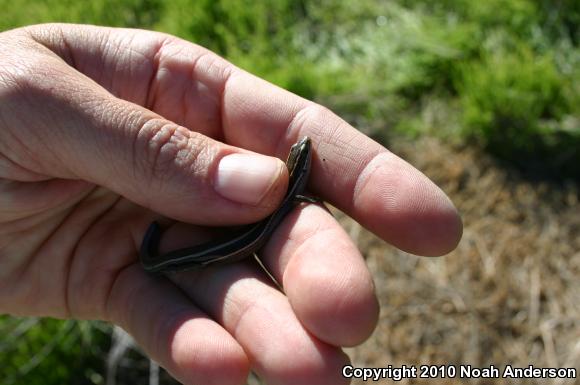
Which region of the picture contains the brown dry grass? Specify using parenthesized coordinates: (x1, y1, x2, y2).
(342, 136, 580, 384)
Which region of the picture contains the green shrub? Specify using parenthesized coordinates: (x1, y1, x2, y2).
(154, 0, 323, 97)
(0, 317, 110, 385)
(458, 49, 574, 142)
(0, 0, 163, 31)
(455, 43, 579, 175)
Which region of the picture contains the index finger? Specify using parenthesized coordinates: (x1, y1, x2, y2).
(30, 24, 462, 256)
(219, 71, 462, 256)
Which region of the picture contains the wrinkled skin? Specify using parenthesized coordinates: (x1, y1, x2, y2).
(0, 24, 462, 385)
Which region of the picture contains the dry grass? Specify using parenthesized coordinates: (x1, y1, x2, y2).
(342, 137, 580, 384)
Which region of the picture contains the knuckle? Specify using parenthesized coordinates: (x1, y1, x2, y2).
(133, 118, 210, 192)
(288, 103, 334, 137)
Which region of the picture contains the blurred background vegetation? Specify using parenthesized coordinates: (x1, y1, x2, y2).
(0, 0, 578, 384)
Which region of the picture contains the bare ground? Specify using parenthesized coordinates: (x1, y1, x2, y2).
(341, 136, 580, 384)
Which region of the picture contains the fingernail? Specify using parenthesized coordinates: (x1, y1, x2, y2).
(215, 153, 285, 205)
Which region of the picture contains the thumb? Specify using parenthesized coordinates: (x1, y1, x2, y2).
(98, 109, 289, 225)
(2, 52, 288, 225)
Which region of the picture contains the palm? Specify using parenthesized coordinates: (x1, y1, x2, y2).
(0, 35, 226, 316)
(0, 178, 134, 316)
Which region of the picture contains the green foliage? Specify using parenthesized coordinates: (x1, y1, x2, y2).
(0, 0, 163, 30)
(455, 46, 579, 174)
(293, 0, 579, 176)
(458, 48, 571, 141)
(154, 0, 333, 99)
(0, 316, 110, 385)
(156, 0, 300, 55)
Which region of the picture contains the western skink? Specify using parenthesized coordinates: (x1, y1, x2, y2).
(139, 136, 315, 273)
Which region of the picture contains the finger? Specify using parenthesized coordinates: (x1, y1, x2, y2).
(21, 24, 233, 138)
(1, 30, 287, 226)
(152, 207, 378, 348)
(262, 204, 380, 347)
(105, 265, 250, 385)
(221, 74, 463, 256)
(171, 264, 351, 385)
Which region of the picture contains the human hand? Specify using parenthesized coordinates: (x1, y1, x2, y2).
(0, 24, 462, 384)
